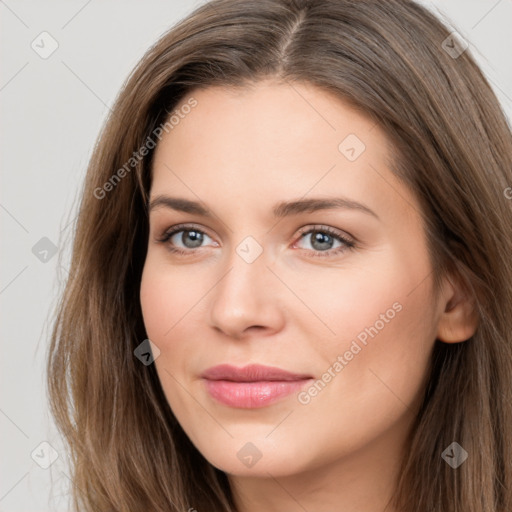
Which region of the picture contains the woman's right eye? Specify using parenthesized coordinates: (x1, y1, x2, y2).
(157, 224, 216, 255)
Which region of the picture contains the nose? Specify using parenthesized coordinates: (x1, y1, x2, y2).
(208, 243, 285, 340)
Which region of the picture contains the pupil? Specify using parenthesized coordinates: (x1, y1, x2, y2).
(312, 231, 333, 251)
(183, 230, 203, 248)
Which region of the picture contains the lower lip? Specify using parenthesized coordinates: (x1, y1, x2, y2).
(203, 379, 313, 408)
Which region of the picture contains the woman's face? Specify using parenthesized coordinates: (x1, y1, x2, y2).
(140, 80, 446, 478)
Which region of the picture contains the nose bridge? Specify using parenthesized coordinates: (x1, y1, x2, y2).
(216, 237, 268, 311)
(208, 235, 282, 336)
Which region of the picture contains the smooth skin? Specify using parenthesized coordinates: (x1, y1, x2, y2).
(140, 79, 477, 512)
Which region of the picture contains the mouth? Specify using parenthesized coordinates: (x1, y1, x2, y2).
(200, 364, 314, 409)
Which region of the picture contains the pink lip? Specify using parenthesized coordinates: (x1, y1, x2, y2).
(201, 364, 313, 408)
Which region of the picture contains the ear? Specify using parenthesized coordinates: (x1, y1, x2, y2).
(436, 274, 479, 343)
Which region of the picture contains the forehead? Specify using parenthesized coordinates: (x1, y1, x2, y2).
(164, 80, 381, 160)
(150, 80, 415, 225)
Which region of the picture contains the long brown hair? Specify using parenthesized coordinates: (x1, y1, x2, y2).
(46, 0, 512, 510)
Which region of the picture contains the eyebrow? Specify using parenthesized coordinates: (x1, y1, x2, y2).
(148, 195, 379, 219)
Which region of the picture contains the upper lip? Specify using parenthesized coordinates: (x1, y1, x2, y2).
(201, 364, 313, 382)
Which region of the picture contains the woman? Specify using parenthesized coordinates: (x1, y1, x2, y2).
(47, 0, 512, 510)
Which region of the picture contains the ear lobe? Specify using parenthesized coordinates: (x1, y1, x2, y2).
(436, 276, 479, 344)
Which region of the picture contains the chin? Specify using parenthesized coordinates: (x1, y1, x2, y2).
(194, 437, 315, 478)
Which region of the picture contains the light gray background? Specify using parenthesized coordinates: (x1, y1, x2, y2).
(1, 1, 511, 510)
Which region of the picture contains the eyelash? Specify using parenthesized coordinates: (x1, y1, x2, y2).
(155, 223, 356, 258)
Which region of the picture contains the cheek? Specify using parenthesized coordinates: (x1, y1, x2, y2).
(289, 277, 437, 464)
(292, 244, 437, 407)
(299, 263, 437, 429)
(140, 270, 170, 341)
(336, 292, 435, 393)
(283, 246, 435, 359)
(139, 258, 204, 413)
(140, 257, 203, 340)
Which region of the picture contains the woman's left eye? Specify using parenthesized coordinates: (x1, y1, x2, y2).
(293, 225, 355, 257)
(156, 224, 356, 257)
